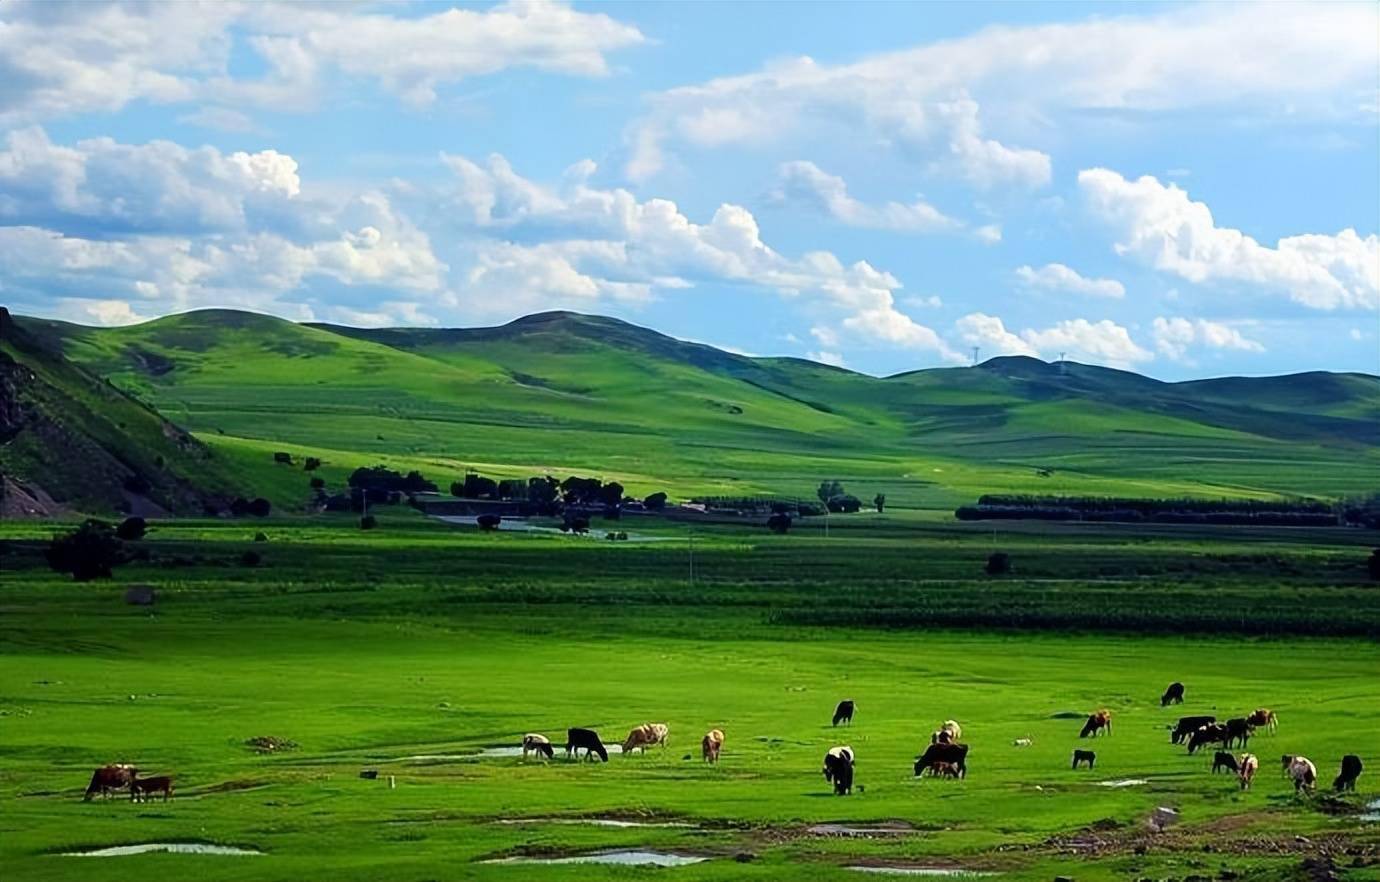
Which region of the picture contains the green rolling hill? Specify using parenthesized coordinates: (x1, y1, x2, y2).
(11, 308, 1379, 512)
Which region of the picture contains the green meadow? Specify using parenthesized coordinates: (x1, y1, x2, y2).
(2, 513, 1378, 881)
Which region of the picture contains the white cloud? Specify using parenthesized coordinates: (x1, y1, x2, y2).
(0, 1, 646, 122)
(769, 161, 959, 232)
(178, 106, 262, 134)
(623, 4, 1377, 184)
(954, 312, 1153, 369)
(807, 350, 847, 368)
(1079, 168, 1380, 310)
(53, 298, 150, 327)
(1151, 316, 1264, 362)
(974, 224, 1002, 244)
(1015, 263, 1125, 299)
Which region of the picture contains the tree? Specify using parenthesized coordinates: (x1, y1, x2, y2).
(873, 493, 886, 513)
(767, 513, 792, 534)
(826, 494, 862, 514)
(528, 476, 561, 515)
(643, 492, 668, 511)
(986, 552, 1011, 575)
(115, 516, 147, 541)
(817, 480, 845, 504)
(497, 479, 527, 500)
(462, 473, 498, 499)
(247, 497, 272, 517)
(46, 520, 129, 581)
(561, 476, 603, 506)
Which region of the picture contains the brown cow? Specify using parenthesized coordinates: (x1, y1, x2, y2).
(84, 764, 137, 800)
(1079, 709, 1112, 738)
(1238, 753, 1258, 790)
(1247, 708, 1278, 734)
(130, 776, 173, 803)
(701, 729, 724, 764)
(622, 723, 669, 754)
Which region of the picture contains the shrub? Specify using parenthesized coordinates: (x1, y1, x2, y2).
(115, 516, 147, 541)
(826, 494, 862, 514)
(303, 457, 322, 471)
(254, 532, 269, 542)
(273, 451, 293, 465)
(247, 497, 272, 517)
(643, 492, 668, 511)
(767, 513, 792, 534)
(497, 479, 528, 500)
(359, 515, 377, 530)
(874, 493, 886, 513)
(240, 550, 262, 567)
(46, 520, 128, 581)
(817, 480, 845, 504)
(309, 476, 325, 490)
(986, 552, 1011, 575)
(476, 514, 501, 531)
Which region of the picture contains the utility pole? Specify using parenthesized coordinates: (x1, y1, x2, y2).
(971, 346, 980, 365)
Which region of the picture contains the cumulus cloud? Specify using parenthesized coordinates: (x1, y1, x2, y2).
(0, 1, 645, 122)
(769, 161, 960, 232)
(1079, 168, 1380, 310)
(954, 312, 1153, 368)
(974, 224, 1002, 245)
(1015, 263, 1125, 299)
(623, 4, 1377, 184)
(1151, 316, 1264, 362)
(808, 350, 847, 368)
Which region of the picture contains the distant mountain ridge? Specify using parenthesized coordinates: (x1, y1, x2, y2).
(12, 308, 1379, 508)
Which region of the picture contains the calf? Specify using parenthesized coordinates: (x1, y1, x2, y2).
(622, 723, 669, 754)
(927, 761, 960, 779)
(822, 746, 855, 795)
(1289, 756, 1317, 793)
(1161, 681, 1185, 706)
(701, 729, 724, 764)
(1212, 751, 1239, 774)
(1333, 755, 1363, 792)
(522, 733, 554, 761)
(1071, 749, 1096, 770)
(565, 727, 609, 762)
(1171, 715, 1216, 745)
(130, 776, 173, 803)
(914, 742, 969, 778)
(1238, 753, 1258, 790)
(1187, 723, 1229, 755)
(1079, 709, 1112, 738)
(832, 700, 855, 727)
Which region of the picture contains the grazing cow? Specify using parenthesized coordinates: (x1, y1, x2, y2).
(1161, 682, 1185, 706)
(1188, 723, 1230, 755)
(1224, 717, 1253, 749)
(914, 742, 969, 778)
(701, 729, 724, 764)
(130, 776, 173, 803)
(83, 764, 137, 801)
(1247, 708, 1278, 734)
(1280, 754, 1297, 776)
(1333, 755, 1363, 792)
(822, 746, 855, 795)
(1071, 749, 1096, 770)
(1079, 709, 1112, 738)
(1212, 751, 1240, 774)
(927, 761, 961, 779)
(521, 733, 554, 761)
(622, 723, 670, 754)
(1238, 753, 1258, 790)
(565, 727, 609, 762)
(1288, 756, 1317, 793)
(1171, 715, 1216, 745)
(832, 700, 855, 727)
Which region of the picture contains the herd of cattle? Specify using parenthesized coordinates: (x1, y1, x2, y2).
(81, 683, 1365, 804)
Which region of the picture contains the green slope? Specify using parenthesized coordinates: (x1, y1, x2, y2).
(16, 309, 1380, 508)
(0, 308, 239, 516)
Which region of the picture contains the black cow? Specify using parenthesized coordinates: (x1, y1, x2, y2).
(1334, 755, 1364, 792)
(914, 742, 969, 778)
(1161, 681, 1185, 706)
(1224, 717, 1253, 748)
(1187, 723, 1229, 754)
(822, 746, 855, 795)
(832, 700, 855, 727)
(1071, 749, 1096, 769)
(1171, 715, 1217, 744)
(1212, 751, 1239, 774)
(565, 727, 608, 762)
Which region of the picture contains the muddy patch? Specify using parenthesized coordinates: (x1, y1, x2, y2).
(482, 850, 708, 867)
(64, 842, 262, 857)
(847, 864, 994, 877)
(1360, 798, 1380, 822)
(808, 821, 917, 838)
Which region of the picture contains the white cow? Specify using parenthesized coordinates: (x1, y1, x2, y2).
(1288, 756, 1317, 793)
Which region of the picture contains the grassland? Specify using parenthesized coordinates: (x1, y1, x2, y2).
(2, 512, 1378, 882)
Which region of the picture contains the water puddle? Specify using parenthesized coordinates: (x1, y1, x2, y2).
(395, 743, 625, 762)
(808, 822, 915, 837)
(64, 843, 262, 857)
(848, 872, 991, 879)
(483, 850, 708, 867)
(495, 817, 697, 829)
(1361, 798, 1380, 822)
(1097, 779, 1148, 788)
(432, 517, 670, 542)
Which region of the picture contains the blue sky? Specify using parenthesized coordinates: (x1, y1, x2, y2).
(1, 1, 1377, 379)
